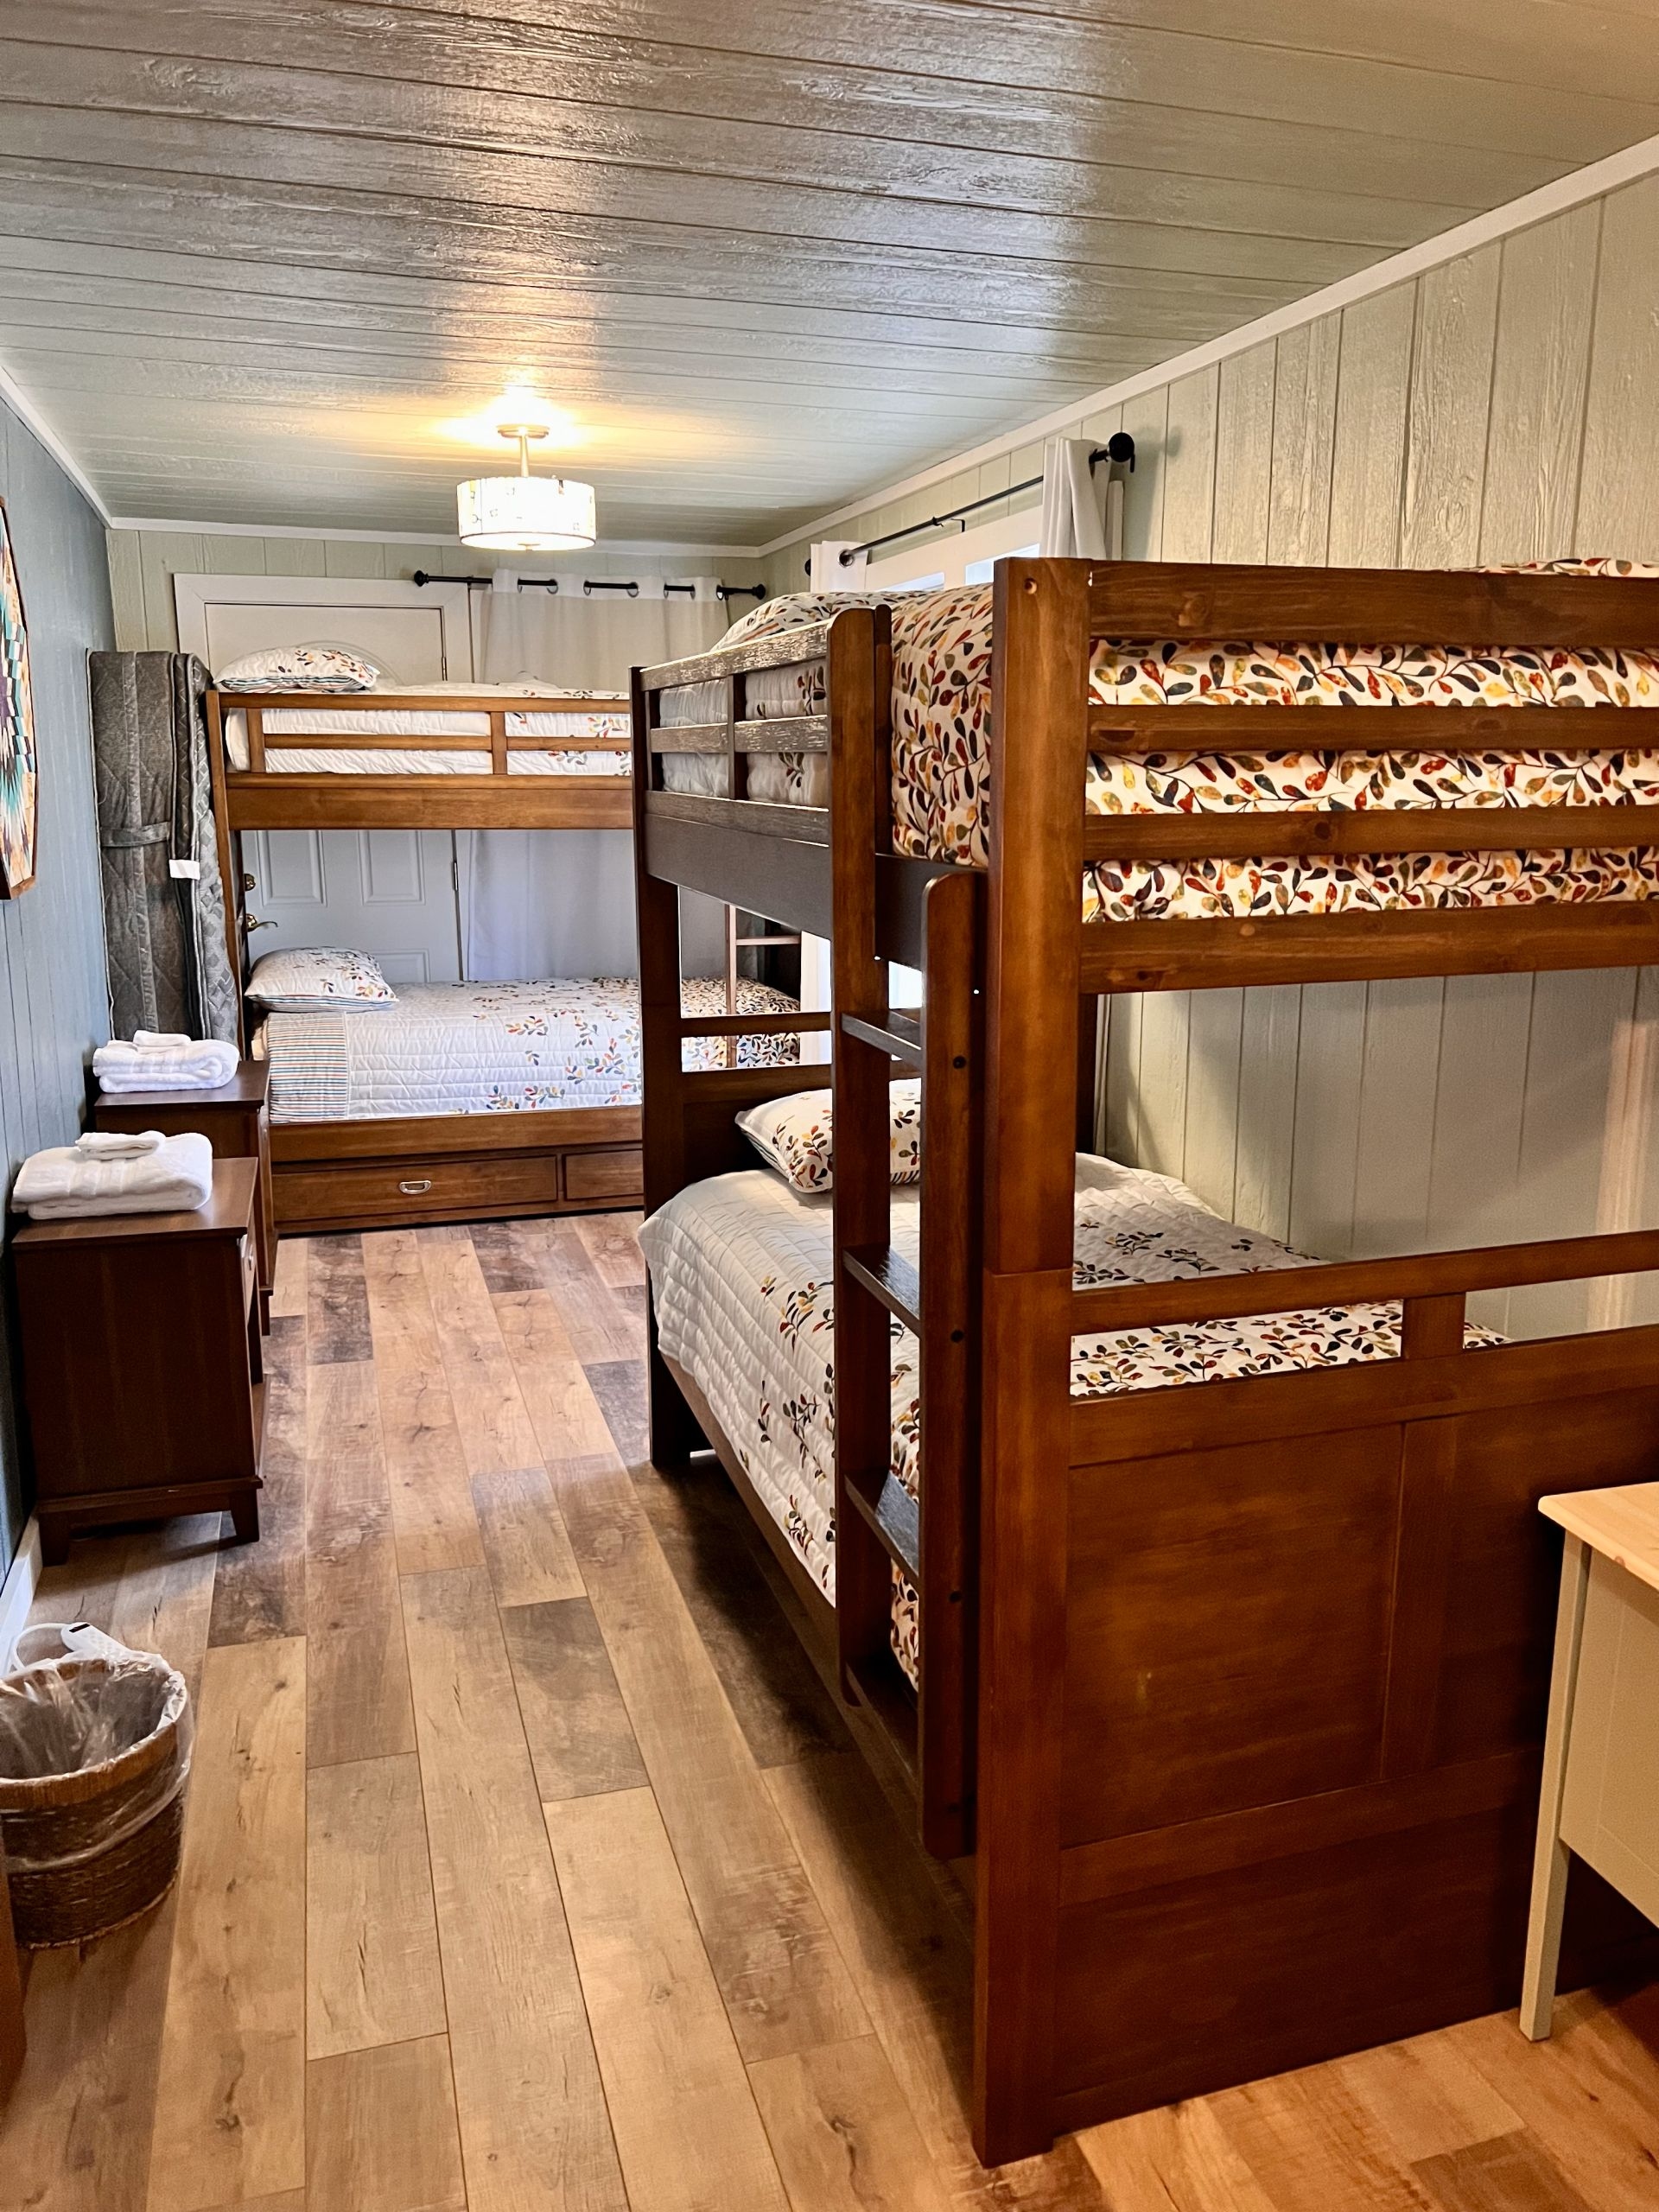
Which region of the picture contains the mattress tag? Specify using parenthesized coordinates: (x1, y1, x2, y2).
(168, 859, 201, 880)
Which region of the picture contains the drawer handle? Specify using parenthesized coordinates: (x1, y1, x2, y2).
(398, 1179, 433, 1195)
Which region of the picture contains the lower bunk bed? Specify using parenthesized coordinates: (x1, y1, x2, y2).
(639, 1061, 1659, 2164)
(640, 1135, 1510, 1689)
(255, 975, 799, 1235)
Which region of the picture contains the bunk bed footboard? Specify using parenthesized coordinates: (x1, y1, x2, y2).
(1046, 1328, 1659, 2133)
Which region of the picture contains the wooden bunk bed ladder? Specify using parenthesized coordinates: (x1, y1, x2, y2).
(829, 607, 907, 1737)
(828, 607, 986, 1859)
(912, 867, 984, 1858)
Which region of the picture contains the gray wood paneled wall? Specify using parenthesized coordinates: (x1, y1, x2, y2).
(1097, 174, 1659, 1340)
(0, 399, 114, 1568)
(767, 170, 1659, 1338)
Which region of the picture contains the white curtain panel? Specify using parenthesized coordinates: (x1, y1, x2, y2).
(475, 572, 727, 690)
(808, 541, 869, 592)
(463, 577, 730, 981)
(461, 828, 641, 981)
(1039, 437, 1110, 560)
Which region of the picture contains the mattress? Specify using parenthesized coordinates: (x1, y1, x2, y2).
(638, 1154, 1499, 1687)
(222, 684, 630, 778)
(658, 664, 824, 808)
(655, 558, 1659, 917)
(256, 976, 798, 1122)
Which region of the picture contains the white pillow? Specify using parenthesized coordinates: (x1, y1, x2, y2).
(246, 946, 397, 1011)
(736, 1081, 919, 1194)
(216, 645, 378, 692)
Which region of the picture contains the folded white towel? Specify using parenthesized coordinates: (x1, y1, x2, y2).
(75, 1129, 166, 1159)
(14, 1131, 214, 1218)
(133, 1031, 192, 1049)
(93, 1037, 238, 1093)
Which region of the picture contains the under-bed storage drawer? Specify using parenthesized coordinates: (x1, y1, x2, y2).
(276, 1149, 565, 1228)
(564, 1146, 645, 1201)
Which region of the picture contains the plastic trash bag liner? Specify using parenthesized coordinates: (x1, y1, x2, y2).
(0, 1623, 192, 1871)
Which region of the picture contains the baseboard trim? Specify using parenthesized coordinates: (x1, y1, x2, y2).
(0, 1518, 42, 1669)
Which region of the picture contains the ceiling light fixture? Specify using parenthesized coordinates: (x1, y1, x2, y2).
(456, 413, 596, 551)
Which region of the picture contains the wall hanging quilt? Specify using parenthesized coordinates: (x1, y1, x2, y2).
(0, 499, 38, 896)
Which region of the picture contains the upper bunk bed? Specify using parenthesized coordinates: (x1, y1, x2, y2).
(636, 554, 1659, 990)
(206, 680, 634, 831)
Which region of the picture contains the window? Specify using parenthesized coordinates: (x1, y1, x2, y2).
(964, 542, 1039, 585)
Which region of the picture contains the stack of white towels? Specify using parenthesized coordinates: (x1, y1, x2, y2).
(92, 1031, 238, 1094)
(14, 1129, 215, 1221)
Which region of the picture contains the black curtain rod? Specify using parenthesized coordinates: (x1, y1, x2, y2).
(412, 570, 765, 602)
(819, 432, 1136, 573)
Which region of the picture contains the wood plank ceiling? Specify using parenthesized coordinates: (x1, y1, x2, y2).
(1, 0, 1656, 544)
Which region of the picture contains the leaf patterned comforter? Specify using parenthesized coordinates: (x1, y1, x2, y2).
(656, 557, 1659, 918)
(638, 1155, 1498, 1688)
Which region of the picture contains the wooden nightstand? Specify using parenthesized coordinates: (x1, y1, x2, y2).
(13, 1158, 264, 1565)
(94, 1062, 274, 1330)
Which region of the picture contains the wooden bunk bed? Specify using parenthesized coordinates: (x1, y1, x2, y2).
(632, 562, 1659, 2167)
(206, 682, 795, 1233)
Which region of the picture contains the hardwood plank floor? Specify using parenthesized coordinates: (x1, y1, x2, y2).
(361, 1229, 485, 1577)
(546, 1784, 791, 2212)
(209, 1314, 308, 1646)
(305, 2035, 466, 2212)
(145, 1636, 308, 2212)
(9, 1214, 1657, 2212)
(305, 1753, 446, 2060)
(401, 1562, 627, 2212)
(302, 1358, 414, 1768)
(468, 1461, 584, 1609)
(499, 1595, 648, 1802)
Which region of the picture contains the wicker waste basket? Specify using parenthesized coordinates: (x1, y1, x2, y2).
(0, 1623, 192, 1948)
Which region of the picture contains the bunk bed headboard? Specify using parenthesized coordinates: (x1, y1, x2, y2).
(629, 656, 832, 1212)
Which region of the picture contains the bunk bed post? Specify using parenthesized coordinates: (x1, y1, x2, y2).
(973, 557, 1092, 2165)
(828, 607, 896, 1700)
(632, 664, 706, 1466)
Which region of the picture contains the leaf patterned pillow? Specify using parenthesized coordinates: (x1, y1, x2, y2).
(246, 945, 397, 1010)
(216, 645, 378, 692)
(736, 1081, 920, 1192)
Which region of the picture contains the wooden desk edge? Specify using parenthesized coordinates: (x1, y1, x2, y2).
(1540, 1483, 1659, 1599)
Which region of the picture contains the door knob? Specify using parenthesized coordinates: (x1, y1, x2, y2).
(244, 912, 276, 932)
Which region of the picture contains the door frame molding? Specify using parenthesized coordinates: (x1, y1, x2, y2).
(172, 574, 476, 679)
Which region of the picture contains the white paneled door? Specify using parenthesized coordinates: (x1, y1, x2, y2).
(244, 829, 463, 983)
(172, 574, 473, 685)
(176, 575, 474, 982)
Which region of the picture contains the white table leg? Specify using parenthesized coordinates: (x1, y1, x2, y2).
(1520, 1533, 1590, 2039)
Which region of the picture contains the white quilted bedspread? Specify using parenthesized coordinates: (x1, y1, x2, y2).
(259, 977, 797, 1121)
(639, 1154, 1500, 1680)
